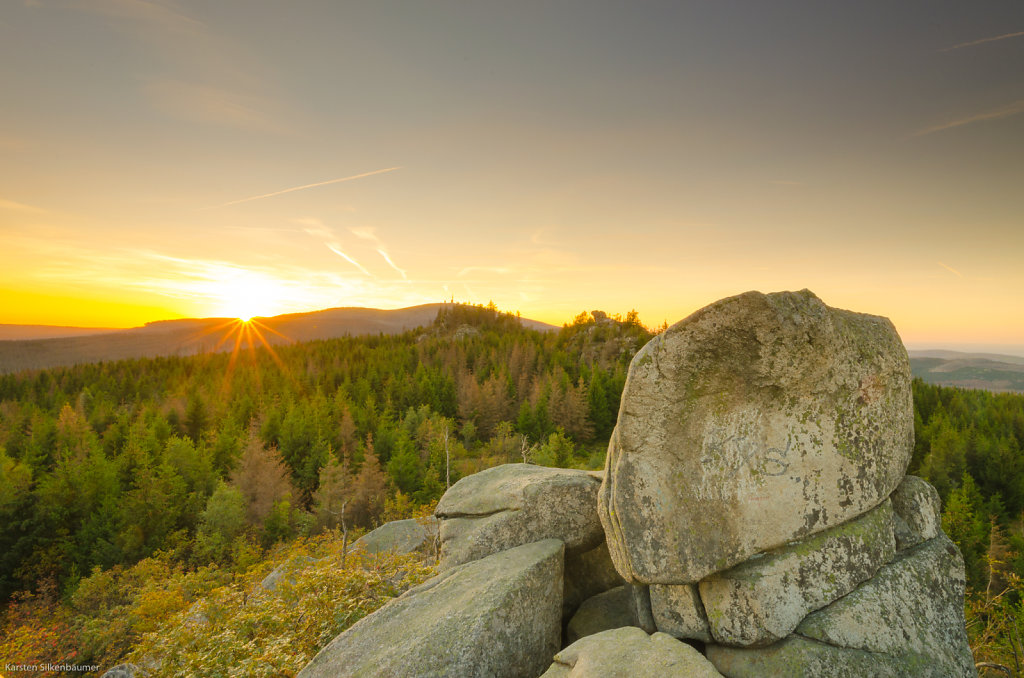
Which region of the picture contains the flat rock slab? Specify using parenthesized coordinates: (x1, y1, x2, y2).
(541, 627, 725, 678)
(707, 534, 976, 677)
(354, 517, 437, 555)
(600, 290, 912, 584)
(436, 463, 604, 570)
(699, 499, 895, 646)
(890, 475, 941, 551)
(298, 539, 564, 678)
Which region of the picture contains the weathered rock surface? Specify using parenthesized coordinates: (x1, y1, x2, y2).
(563, 541, 626, 620)
(541, 627, 726, 678)
(698, 499, 896, 646)
(599, 289, 913, 584)
(707, 534, 976, 677)
(650, 582, 712, 642)
(566, 585, 638, 644)
(354, 516, 438, 555)
(298, 539, 564, 678)
(436, 463, 604, 570)
(890, 475, 941, 551)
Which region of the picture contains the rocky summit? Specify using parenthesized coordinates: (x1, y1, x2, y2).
(297, 290, 976, 678)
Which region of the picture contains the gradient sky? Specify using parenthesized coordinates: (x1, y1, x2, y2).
(1, 1, 1022, 351)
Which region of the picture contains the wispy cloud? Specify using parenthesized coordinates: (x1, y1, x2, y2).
(457, 266, 513, 277)
(914, 100, 1024, 136)
(937, 261, 964, 278)
(15, 235, 428, 315)
(70, 0, 206, 35)
(145, 80, 285, 133)
(206, 167, 401, 209)
(376, 249, 407, 280)
(0, 198, 47, 214)
(294, 217, 373, 277)
(68, 0, 293, 131)
(349, 226, 409, 280)
(328, 245, 372, 277)
(941, 30, 1024, 52)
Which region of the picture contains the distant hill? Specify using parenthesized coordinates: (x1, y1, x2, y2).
(0, 304, 557, 374)
(908, 349, 1024, 393)
(0, 324, 121, 340)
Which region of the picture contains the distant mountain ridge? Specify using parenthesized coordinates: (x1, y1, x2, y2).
(0, 304, 557, 374)
(908, 349, 1024, 393)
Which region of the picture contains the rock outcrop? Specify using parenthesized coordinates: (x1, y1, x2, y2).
(298, 290, 975, 678)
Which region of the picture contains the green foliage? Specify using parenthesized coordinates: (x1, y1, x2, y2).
(126, 532, 435, 677)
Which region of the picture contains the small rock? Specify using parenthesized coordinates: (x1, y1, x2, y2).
(540, 627, 725, 677)
(100, 665, 147, 678)
(563, 541, 626, 620)
(566, 586, 638, 644)
(254, 555, 315, 596)
(650, 582, 712, 643)
(890, 475, 941, 550)
(354, 517, 438, 555)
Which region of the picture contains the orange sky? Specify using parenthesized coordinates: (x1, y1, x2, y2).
(1, 2, 1022, 352)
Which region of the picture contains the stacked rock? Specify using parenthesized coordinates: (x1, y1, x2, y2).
(297, 290, 976, 678)
(598, 289, 976, 676)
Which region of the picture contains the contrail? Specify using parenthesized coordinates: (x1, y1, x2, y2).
(941, 30, 1024, 52)
(328, 244, 372, 277)
(205, 166, 401, 209)
(915, 100, 1024, 136)
(937, 261, 963, 278)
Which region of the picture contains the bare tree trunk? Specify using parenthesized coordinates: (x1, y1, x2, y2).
(340, 498, 350, 569)
(443, 422, 451, 490)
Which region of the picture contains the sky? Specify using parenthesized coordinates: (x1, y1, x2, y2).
(0, 1, 1022, 353)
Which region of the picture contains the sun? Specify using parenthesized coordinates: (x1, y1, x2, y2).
(212, 273, 285, 321)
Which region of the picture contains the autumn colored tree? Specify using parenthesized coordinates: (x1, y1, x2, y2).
(230, 430, 297, 527)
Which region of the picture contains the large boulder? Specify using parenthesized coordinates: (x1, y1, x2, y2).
(540, 627, 726, 678)
(599, 289, 913, 584)
(436, 463, 604, 570)
(698, 499, 896, 646)
(706, 534, 976, 677)
(354, 517, 438, 555)
(298, 539, 564, 678)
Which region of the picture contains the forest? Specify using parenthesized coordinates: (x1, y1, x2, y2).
(1, 303, 1023, 675)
